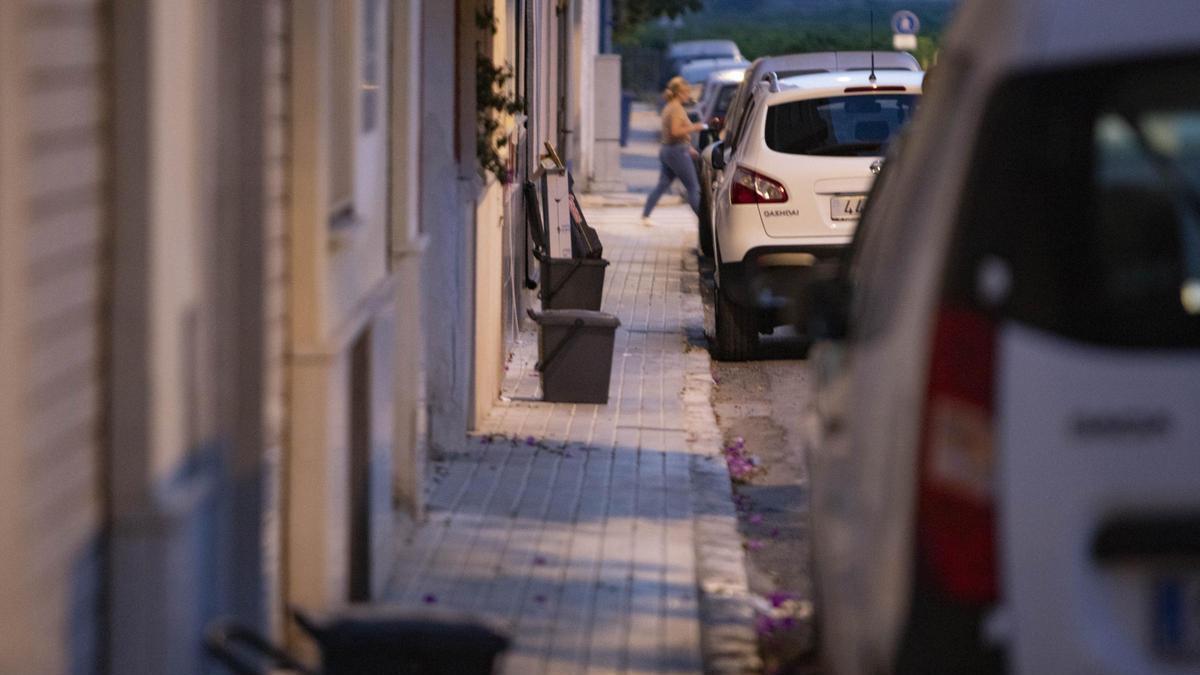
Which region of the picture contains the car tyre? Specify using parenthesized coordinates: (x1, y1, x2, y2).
(698, 187, 714, 258)
(713, 288, 758, 361)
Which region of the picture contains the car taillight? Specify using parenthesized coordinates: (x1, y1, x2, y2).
(730, 166, 788, 205)
(916, 305, 998, 605)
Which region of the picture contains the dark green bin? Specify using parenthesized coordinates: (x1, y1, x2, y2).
(530, 309, 621, 404)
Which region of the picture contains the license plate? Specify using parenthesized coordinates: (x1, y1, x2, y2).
(831, 195, 866, 221)
(1153, 576, 1200, 660)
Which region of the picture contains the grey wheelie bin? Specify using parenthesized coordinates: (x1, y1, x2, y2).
(529, 309, 621, 404)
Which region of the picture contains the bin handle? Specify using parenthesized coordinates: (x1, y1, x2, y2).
(535, 318, 586, 373)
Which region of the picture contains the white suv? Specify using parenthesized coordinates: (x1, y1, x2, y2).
(708, 70, 922, 359)
(803, 1, 1200, 673)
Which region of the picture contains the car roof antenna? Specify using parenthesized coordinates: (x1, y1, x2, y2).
(869, 10, 878, 84)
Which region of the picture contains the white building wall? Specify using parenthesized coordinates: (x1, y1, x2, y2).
(470, 0, 605, 426)
(286, 0, 398, 634)
(420, 0, 475, 452)
(473, 180, 508, 425)
(472, 0, 526, 428)
(0, 1, 110, 671)
(390, 0, 428, 519)
(576, 0, 599, 186)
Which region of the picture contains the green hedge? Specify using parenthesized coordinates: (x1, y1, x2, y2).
(618, 0, 957, 93)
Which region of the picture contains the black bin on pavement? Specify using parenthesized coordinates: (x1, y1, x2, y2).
(530, 309, 621, 404)
(294, 608, 508, 675)
(204, 607, 509, 675)
(525, 179, 608, 311)
(539, 255, 609, 310)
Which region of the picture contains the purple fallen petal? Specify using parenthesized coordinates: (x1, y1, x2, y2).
(422, 594, 437, 604)
(525, 436, 537, 446)
(749, 514, 764, 524)
(533, 594, 547, 604)
(754, 614, 777, 636)
(533, 556, 547, 566)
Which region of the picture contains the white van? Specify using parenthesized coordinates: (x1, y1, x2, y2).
(803, 1, 1200, 673)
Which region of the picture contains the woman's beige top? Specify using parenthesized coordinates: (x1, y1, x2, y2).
(661, 99, 692, 145)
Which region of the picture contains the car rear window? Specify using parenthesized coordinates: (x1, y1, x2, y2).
(764, 94, 919, 156)
(944, 57, 1200, 348)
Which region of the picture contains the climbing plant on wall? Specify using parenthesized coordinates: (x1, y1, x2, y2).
(476, 7, 525, 183)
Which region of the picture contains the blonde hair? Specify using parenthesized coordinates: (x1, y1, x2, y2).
(663, 76, 690, 102)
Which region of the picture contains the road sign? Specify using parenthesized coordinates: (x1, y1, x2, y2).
(893, 34, 918, 51)
(892, 10, 921, 36)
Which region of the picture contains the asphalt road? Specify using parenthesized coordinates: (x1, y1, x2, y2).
(702, 283, 820, 674)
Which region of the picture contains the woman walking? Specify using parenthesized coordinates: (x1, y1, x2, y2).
(641, 76, 706, 227)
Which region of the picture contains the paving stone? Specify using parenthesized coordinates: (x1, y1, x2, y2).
(384, 204, 758, 674)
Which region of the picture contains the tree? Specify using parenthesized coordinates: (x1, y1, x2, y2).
(613, 0, 704, 41)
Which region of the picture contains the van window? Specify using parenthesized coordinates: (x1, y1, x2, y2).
(765, 95, 919, 156)
(945, 58, 1200, 348)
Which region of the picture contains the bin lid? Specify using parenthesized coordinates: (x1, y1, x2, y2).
(528, 308, 621, 328)
(293, 606, 509, 657)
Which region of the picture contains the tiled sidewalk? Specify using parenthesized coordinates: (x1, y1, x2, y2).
(385, 205, 756, 674)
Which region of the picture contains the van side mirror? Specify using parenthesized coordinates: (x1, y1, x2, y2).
(710, 142, 727, 171)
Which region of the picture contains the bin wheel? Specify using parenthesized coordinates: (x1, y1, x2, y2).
(712, 288, 758, 361)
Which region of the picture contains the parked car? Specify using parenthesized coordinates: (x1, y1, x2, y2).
(698, 51, 921, 259)
(706, 69, 922, 360)
(802, 2, 1200, 673)
(693, 67, 745, 151)
(665, 39, 743, 84)
(679, 58, 750, 104)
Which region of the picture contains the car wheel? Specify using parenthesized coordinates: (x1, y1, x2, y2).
(698, 188, 714, 258)
(713, 288, 758, 361)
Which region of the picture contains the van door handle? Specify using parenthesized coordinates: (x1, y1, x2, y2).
(1092, 515, 1200, 563)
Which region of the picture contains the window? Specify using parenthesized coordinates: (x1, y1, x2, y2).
(765, 94, 919, 156)
(328, 0, 384, 230)
(945, 57, 1200, 348)
(1093, 110, 1200, 322)
(361, 0, 382, 133)
(329, 0, 356, 223)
